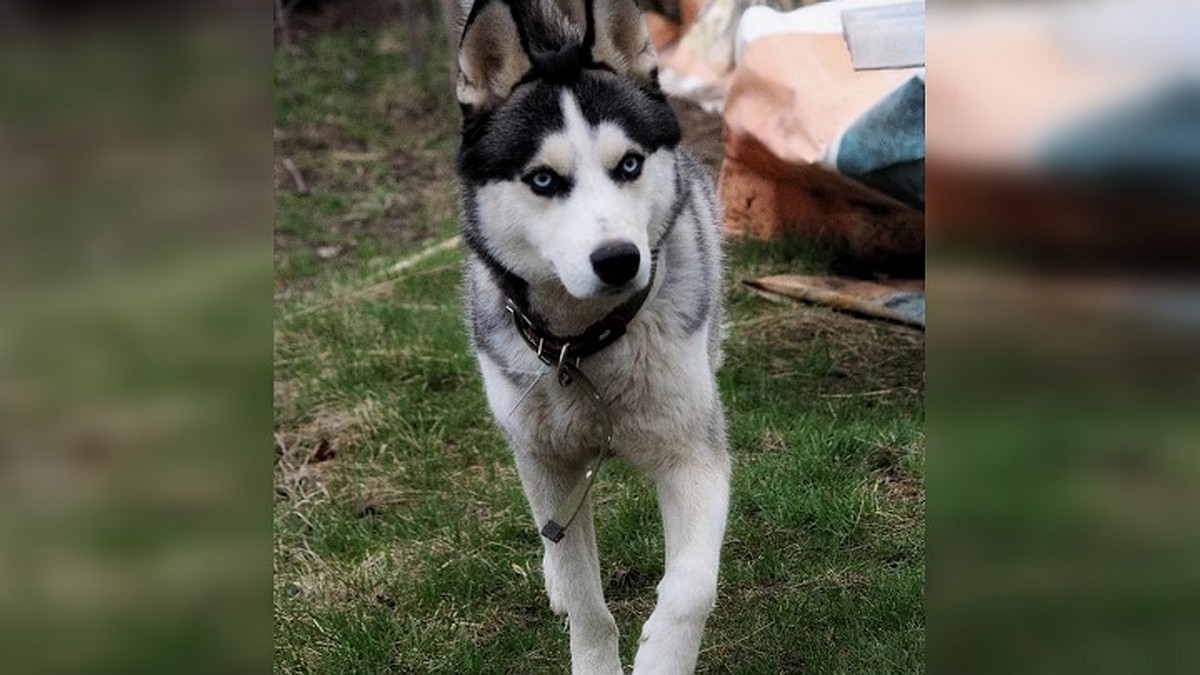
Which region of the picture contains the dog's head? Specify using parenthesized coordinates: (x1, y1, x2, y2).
(455, 0, 680, 299)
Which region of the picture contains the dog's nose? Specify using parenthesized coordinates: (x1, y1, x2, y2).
(590, 242, 641, 286)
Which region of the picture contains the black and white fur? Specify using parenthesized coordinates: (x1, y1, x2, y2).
(455, 1, 730, 672)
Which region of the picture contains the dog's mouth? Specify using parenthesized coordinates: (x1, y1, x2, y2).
(598, 281, 638, 297)
(573, 274, 652, 300)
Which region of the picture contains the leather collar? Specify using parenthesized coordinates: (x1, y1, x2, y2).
(506, 251, 659, 367)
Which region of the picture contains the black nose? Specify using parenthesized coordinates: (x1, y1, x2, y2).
(590, 242, 641, 286)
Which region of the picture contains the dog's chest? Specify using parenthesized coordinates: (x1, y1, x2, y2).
(493, 319, 715, 467)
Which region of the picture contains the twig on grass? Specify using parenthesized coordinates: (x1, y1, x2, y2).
(274, 0, 291, 48)
(819, 387, 918, 399)
(699, 621, 772, 658)
(281, 262, 459, 321)
(281, 157, 309, 194)
(385, 235, 461, 275)
(279, 236, 462, 320)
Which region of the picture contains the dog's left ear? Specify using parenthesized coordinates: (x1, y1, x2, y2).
(584, 0, 658, 86)
(457, 0, 533, 111)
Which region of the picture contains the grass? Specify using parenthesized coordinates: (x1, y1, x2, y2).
(274, 13, 924, 674)
(274, 16, 459, 294)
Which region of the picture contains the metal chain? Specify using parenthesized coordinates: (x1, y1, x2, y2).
(539, 359, 613, 543)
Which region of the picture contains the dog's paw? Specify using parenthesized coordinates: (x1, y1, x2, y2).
(632, 612, 699, 675)
(570, 617, 622, 675)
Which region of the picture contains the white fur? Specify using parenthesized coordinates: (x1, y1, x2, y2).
(475, 91, 675, 301)
(465, 89, 731, 674)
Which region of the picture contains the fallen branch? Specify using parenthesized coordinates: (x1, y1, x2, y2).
(743, 276, 924, 330)
(281, 238, 463, 321)
(819, 387, 918, 399)
(282, 262, 459, 321)
(281, 157, 309, 194)
(385, 235, 461, 274)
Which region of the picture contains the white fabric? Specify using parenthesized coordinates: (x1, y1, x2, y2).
(735, 0, 925, 62)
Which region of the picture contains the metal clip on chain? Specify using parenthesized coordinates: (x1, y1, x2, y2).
(539, 357, 613, 543)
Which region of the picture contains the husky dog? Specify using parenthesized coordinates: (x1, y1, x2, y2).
(455, 1, 730, 672)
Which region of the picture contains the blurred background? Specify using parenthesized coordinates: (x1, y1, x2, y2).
(925, 2, 1200, 672)
(0, 2, 272, 673)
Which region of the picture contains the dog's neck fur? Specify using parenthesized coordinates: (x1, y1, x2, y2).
(464, 230, 662, 342)
(517, 267, 660, 339)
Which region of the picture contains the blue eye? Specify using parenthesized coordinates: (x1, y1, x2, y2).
(524, 168, 565, 196)
(615, 153, 643, 181)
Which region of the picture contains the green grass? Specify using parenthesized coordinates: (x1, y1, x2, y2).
(274, 16, 924, 675)
(274, 19, 459, 291)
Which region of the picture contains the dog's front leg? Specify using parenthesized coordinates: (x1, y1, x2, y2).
(632, 448, 731, 674)
(515, 453, 622, 675)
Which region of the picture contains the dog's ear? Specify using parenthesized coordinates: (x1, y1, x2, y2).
(584, 0, 657, 86)
(457, 0, 533, 111)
